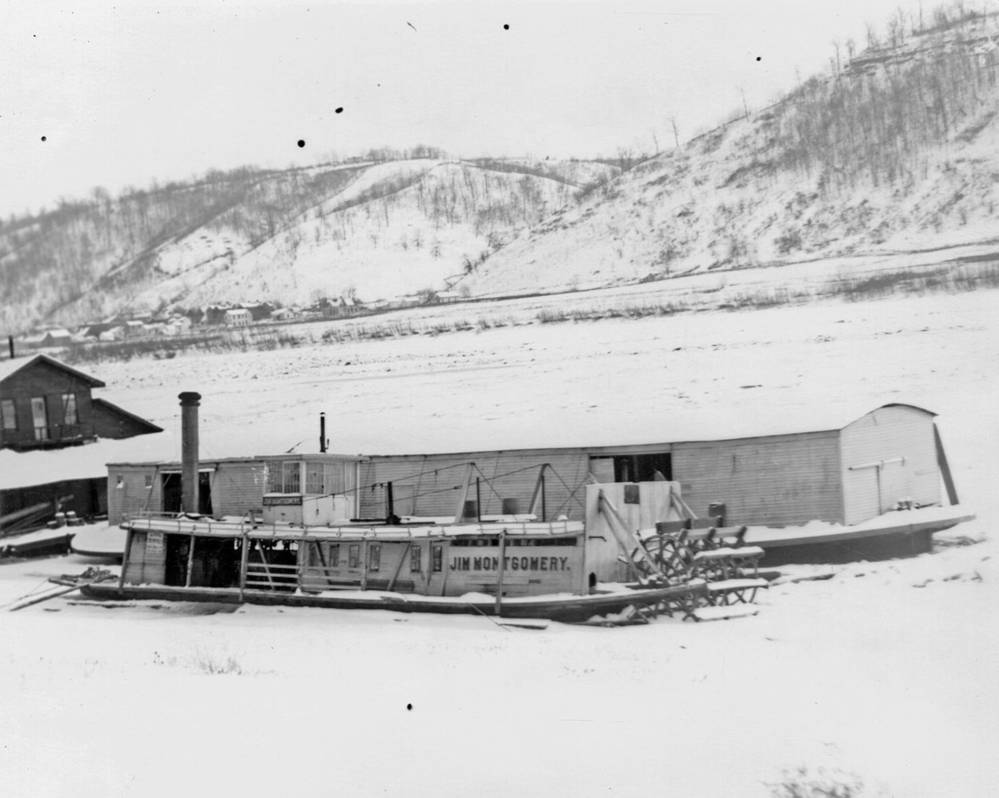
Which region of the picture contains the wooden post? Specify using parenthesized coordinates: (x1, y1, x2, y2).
(934, 424, 960, 505)
(361, 539, 369, 590)
(475, 478, 482, 522)
(238, 530, 250, 600)
(184, 529, 196, 587)
(118, 527, 134, 589)
(495, 531, 506, 615)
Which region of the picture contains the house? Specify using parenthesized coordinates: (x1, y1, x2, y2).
(106, 403, 953, 529)
(99, 326, 126, 342)
(0, 354, 162, 451)
(224, 308, 253, 327)
(40, 329, 73, 347)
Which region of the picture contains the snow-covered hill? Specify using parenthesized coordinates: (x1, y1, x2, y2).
(461, 10, 999, 297)
(0, 157, 618, 330)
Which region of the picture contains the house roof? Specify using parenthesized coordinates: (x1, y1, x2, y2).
(0, 354, 106, 388)
(91, 398, 164, 433)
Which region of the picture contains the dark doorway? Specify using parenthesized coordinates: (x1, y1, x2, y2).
(161, 472, 213, 515)
(613, 453, 672, 482)
(164, 533, 190, 586)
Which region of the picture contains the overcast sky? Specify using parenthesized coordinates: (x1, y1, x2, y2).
(1, 0, 936, 217)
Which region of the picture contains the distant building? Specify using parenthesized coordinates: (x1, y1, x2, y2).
(40, 329, 73, 347)
(0, 354, 162, 451)
(99, 326, 126, 342)
(224, 308, 253, 327)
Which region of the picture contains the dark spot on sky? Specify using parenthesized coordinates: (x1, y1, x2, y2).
(297, 139, 305, 148)
(756, 56, 762, 62)
(335, 107, 343, 114)
(40, 135, 47, 142)
(503, 24, 510, 30)
(406, 703, 413, 711)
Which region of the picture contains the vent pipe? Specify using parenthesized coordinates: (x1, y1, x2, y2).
(319, 412, 327, 453)
(7, 336, 13, 359)
(178, 392, 201, 514)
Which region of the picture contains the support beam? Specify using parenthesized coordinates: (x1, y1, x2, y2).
(934, 424, 960, 505)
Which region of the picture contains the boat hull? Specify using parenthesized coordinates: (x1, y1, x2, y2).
(80, 581, 705, 623)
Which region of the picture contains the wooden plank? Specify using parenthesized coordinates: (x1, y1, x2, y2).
(118, 528, 133, 589)
(496, 532, 506, 615)
(387, 541, 411, 591)
(934, 424, 959, 505)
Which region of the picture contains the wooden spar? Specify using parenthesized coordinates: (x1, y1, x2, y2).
(453, 464, 475, 523)
(528, 464, 549, 521)
(387, 540, 412, 591)
(475, 478, 482, 522)
(118, 527, 134, 589)
(256, 542, 275, 589)
(238, 527, 250, 601)
(598, 491, 660, 580)
(0, 502, 52, 534)
(312, 539, 333, 587)
(934, 424, 960, 505)
(495, 531, 506, 615)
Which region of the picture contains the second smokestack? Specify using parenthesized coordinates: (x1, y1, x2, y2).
(179, 392, 201, 514)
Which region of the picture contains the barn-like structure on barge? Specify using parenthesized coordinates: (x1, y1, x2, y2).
(107, 403, 954, 529)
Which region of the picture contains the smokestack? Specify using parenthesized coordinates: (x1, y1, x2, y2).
(319, 412, 327, 453)
(7, 336, 13, 359)
(178, 392, 201, 514)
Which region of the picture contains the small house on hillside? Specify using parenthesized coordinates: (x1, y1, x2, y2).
(0, 354, 162, 451)
(224, 308, 252, 327)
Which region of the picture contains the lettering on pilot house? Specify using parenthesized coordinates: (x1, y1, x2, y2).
(449, 555, 571, 572)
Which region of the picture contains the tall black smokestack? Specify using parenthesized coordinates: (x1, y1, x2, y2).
(7, 336, 13, 359)
(178, 392, 201, 514)
(319, 412, 327, 453)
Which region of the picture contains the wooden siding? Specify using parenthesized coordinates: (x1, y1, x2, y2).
(123, 530, 167, 584)
(840, 406, 939, 524)
(673, 431, 843, 526)
(359, 450, 594, 521)
(300, 536, 584, 597)
(107, 460, 264, 523)
(0, 360, 96, 449)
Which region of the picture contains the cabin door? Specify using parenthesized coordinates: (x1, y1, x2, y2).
(30, 397, 48, 440)
(161, 472, 214, 515)
(424, 541, 448, 596)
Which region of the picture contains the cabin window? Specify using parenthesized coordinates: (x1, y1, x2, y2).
(305, 463, 324, 494)
(0, 399, 14, 430)
(348, 543, 360, 568)
(431, 543, 443, 572)
(62, 393, 78, 425)
(266, 465, 283, 493)
(329, 543, 340, 567)
(282, 462, 301, 493)
(144, 475, 152, 488)
(368, 544, 381, 571)
(31, 396, 48, 440)
(623, 484, 640, 504)
(410, 546, 421, 573)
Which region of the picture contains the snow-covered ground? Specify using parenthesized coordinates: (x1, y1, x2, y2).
(2, 289, 997, 796)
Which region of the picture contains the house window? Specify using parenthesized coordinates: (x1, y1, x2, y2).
(410, 546, 422, 573)
(348, 543, 360, 568)
(305, 463, 324, 494)
(144, 475, 153, 488)
(0, 399, 15, 430)
(329, 543, 340, 567)
(62, 393, 78, 425)
(368, 544, 381, 572)
(431, 543, 443, 572)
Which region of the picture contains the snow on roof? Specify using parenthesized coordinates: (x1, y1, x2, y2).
(0, 400, 936, 489)
(0, 354, 107, 387)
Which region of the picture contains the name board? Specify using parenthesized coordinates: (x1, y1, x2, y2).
(449, 554, 571, 573)
(263, 495, 302, 506)
(146, 531, 164, 554)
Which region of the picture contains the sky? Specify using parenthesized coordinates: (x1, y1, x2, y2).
(0, 0, 946, 218)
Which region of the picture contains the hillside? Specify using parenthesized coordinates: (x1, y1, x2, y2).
(461, 8, 999, 297)
(0, 156, 618, 330)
